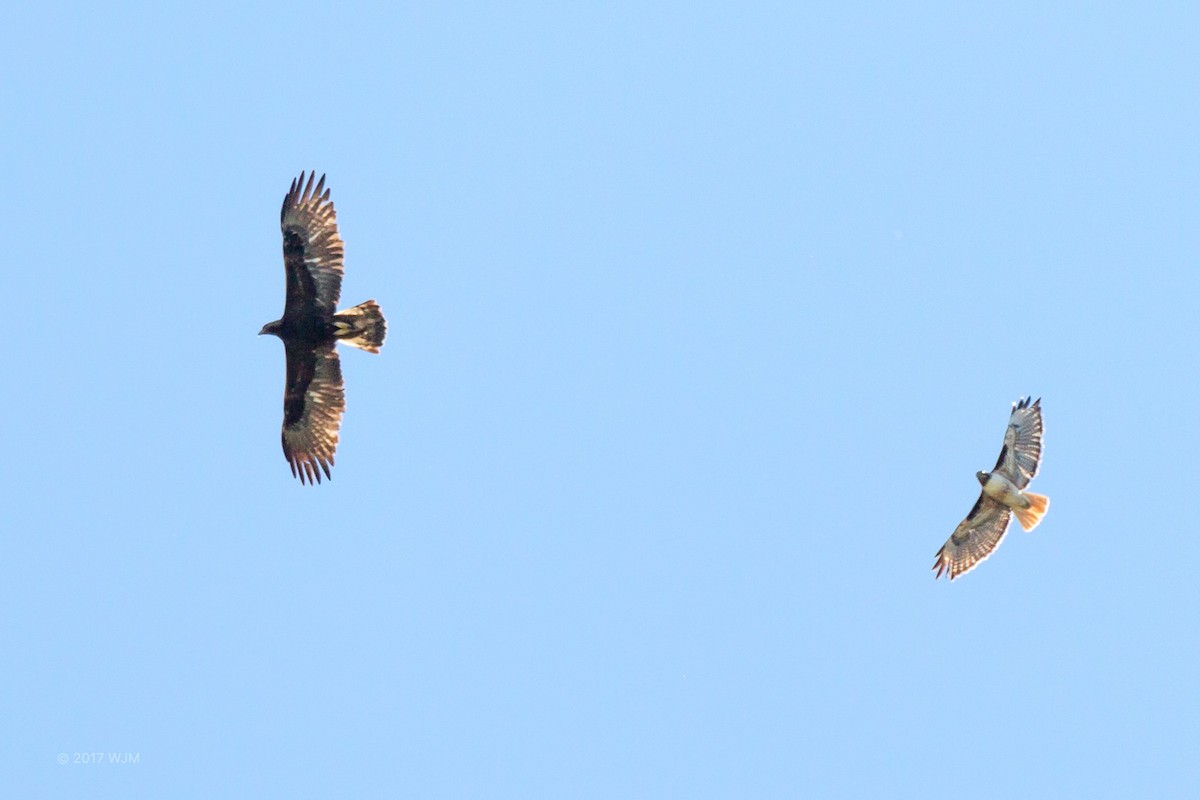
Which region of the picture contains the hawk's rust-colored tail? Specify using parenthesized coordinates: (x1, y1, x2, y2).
(333, 300, 386, 353)
(1014, 492, 1049, 531)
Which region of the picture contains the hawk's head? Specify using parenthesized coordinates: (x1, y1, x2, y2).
(975, 470, 990, 486)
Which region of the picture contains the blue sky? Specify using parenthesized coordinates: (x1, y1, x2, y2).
(4, 2, 1199, 797)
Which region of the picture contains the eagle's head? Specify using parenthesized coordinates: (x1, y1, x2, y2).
(975, 470, 990, 486)
(259, 320, 282, 338)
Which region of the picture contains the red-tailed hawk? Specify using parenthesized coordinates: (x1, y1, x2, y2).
(259, 172, 387, 484)
(933, 397, 1049, 580)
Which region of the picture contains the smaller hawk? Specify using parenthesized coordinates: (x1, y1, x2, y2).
(933, 397, 1049, 580)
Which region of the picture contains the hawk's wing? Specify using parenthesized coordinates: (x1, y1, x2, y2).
(992, 396, 1044, 489)
(281, 171, 343, 318)
(933, 495, 1013, 580)
(281, 340, 345, 484)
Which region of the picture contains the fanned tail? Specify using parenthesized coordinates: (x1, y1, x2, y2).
(332, 300, 387, 353)
(1014, 492, 1049, 531)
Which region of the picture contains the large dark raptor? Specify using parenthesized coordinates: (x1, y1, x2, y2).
(259, 172, 386, 484)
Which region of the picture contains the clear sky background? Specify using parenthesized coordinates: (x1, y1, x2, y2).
(4, 2, 1198, 797)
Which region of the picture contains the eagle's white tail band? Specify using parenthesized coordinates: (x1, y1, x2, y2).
(333, 300, 387, 353)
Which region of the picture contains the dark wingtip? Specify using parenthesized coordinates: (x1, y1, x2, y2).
(302, 171, 315, 203)
(282, 171, 329, 220)
(288, 456, 331, 485)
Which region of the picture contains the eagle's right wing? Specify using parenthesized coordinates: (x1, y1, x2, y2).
(281, 340, 345, 484)
(933, 494, 1013, 580)
(281, 171, 344, 318)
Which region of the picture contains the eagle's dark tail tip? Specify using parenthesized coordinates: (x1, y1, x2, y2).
(333, 300, 387, 353)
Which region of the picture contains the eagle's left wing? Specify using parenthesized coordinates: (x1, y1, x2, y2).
(281, 171, 344, 318)
(992, 396, 1044, 489)
(933, 495, 1013, 580)
(281, 340, 345, 484)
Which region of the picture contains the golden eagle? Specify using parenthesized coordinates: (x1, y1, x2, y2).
(259, 172, 386, 484)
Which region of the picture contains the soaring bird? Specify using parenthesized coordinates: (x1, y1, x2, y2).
(933, 397, 1049, 580)
(259, 172, 386, 484)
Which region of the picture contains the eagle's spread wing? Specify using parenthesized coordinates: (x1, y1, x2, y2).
(992, 396, 1044, 489)
(933, 495, 1013, 580)
(281, 171, 343, 318)
(281, 341, 345, 484)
